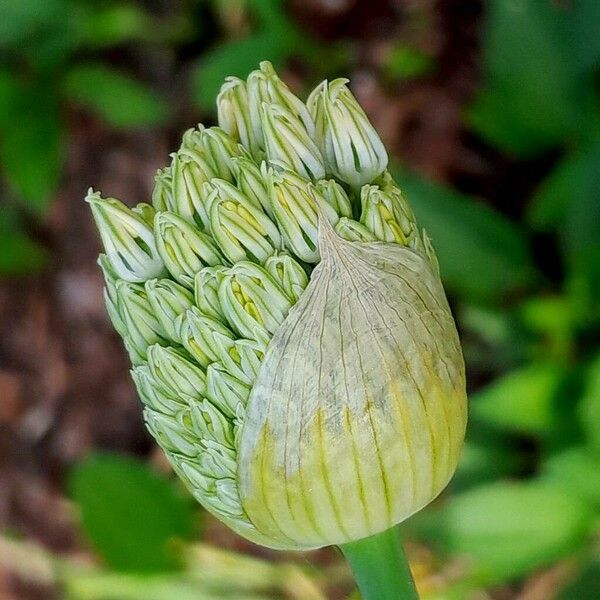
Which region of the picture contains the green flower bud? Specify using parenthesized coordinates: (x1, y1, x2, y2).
(89, 62, 467, 554)
(268, 170, 339, 263)
(247, 61, 315, 149)
(180, 125, 240, 183)
(154, 211, 226, 286)
(218, 261, 291, 344)
(116, 281, 167, 362)
(231, 156, 272, 217)
(217, 77, 260, 158)
(147, 344, 207, 399)
(308, 78, 388, 188)
(263, 251, 308, 303)
(145, 279, 194, 342)
(194, 266, 228, 322)
(334, 217, 377, 242)
(170, 151, 216, 228)
(314, 179, 353, 218)
(87, 190, 165, 282)
(260, 103, 325, 181)
(205, 181, 282, 264)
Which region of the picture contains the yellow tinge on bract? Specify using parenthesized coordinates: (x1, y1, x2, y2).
(88, 60, 467, 550)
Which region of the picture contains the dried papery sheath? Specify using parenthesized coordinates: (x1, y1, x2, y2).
(88, 62, 467, 561)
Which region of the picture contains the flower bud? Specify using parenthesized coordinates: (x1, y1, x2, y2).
(260, 103, 325, 181)
(132, 365, 185, 415)
(314, 179, 353, 218)
(87, 190, 165, 282)
(334, 217, 377, 242)
(147, 344, 207, 400)
(217, 77, 260, 157)
(268, 170, 339, 263)
(307, 79, 388, 188)
(247, 61, 315, 148)
(194, 266, 228, 322)
(116, 281, 167, 362)
(206, 363, 250, 419)
(154, 211, 226, 286)
(187, 398, 236, 449)
(145, 409, 199, 457)
(205, 181, 282, 264)
(263, 251, 308, 303)
(98, 254, 127, 337)
(180, 125, 240, 183)
(231, 156, 272, 216)
(218, 261, 291, 344)
(145, 279, 194, 342)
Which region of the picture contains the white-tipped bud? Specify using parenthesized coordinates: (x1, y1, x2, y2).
(334, 217, 377, 242)
(263, 251, 308, 303)
(314, 178, 353, 218)
(260, 103, 325, 181)
(145, 278, 194, 342)
(87, 190, 165, 282)
(154, 211, 226, 286)
(308, 78, 388, 187)
(231, 156, 272, 216)
(194, 266, 228, 322)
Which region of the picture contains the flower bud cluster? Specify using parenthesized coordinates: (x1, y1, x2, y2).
(88, 62, 443, 545)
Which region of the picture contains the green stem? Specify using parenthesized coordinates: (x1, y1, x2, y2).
(340, 526, 419, 600)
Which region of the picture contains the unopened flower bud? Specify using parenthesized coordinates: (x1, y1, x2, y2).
(152, 166, 175, 213)
(308, 78, 388, 188)
(231, 156, 272, 216)
(206, 363, 250, 419)
(263, 252, 308, 303)
(98, 254, 127, 337)
(87, 190, 165, 282)
(147, 344, 207, 399)
(145, 278, 194, 342)
(314, 178, 353, 218)
(132, 365, 185, 415)
(260, 103, 325, 181)
(154, 211, 226, 285)
(334, 217, 377, 242)
(194, 266, 228, 322)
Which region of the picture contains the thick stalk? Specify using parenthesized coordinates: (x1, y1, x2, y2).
(340, 526, 419, 600)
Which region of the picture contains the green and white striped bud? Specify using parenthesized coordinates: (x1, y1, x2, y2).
(154, 211, 225, 286)
(217, 77, 260, 158)
(87, 190, 165, 282)
(268, 170, 339, 263)
(89, 62, 466, 552)
(145, 279, 194, 342)
(205, 181, 282, 264)
(247, 61, 315, 148)
(260, 103, 325, 181)
(308, 78, 388, 188)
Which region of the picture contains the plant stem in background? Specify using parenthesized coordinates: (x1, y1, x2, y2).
(340, 526, 419, 600)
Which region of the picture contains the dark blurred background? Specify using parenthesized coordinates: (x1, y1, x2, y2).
(1, 1, 599, 599)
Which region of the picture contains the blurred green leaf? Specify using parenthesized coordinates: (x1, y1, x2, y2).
(558, 561, 600, 600)
(568, 0, 600, 74)
(71, 453, 194, 573)
(0, 211, 47, 275)
(0, 83, 63, 211)
(469, 0, 583, 156)
(64, 64, 168, 128)
(77, 4, 151, 48)
(542, 448, 600, 508)
(394, 168, 537, 301)
(385, 45, 436, 81)
(471, 363, 563, 436)
(578, 354, 600, 454)
(437, 481, 592, 582)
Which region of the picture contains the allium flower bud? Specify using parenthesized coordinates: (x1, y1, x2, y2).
(88, 63, 467, 555)
(308, 78, 388, 188)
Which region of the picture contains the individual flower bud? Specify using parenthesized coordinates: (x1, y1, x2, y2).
(218, 261, 291, 344)
(187, 398, 236, 449)
(247, 60, 315, 148)
(206, 363, 250, 419)
(170, 151, 216, 228)
(145, 409, 199, 457)
(231, 156, 272, 216)
(152, 166, 175, 213)
(147, 344, 208, 400)
(132, 365, 185, 415)
(205, 182, 282, 264)
(260, 103, 325, 181)
(264, 251, 308, 303)
(87, 190, 165, 282)
(116, 281, 168, 362)
(268, 170, 339, 263)
(217, 77, 260, 158)
(360, 184, 415, 245)
(334, 217, 377, 242)
(307, 78, 388, 188)
(132, 202, 157, 225)
(154, 211, 226, 286)
(97, 254, 127, 337)
(314, 179, 353, 218)
(145, 279, 194, 342)
(194, 266, 228, 322)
